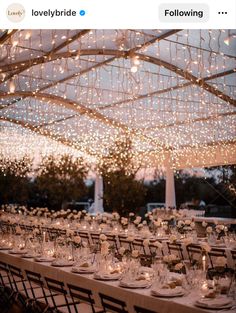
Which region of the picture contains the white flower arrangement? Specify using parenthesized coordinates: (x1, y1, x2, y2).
(112, 212, 120, 220)
(143, 239, 150, 246)
(99, 234, 107, 241)
(202, 221, 208, 227)
(121, 217, 128, 226)
(127, 235, 135, 242)
(153, 218, 162, 227)
(182, 237, 193, 246)
(84, 215, 91, 222)
(153, 241, 163, 249)
(177, 220, 185, 228)
(185, 219, 191, 225)
(74, 236, 81, 245)
(33, 228, 40, 235)
(206, 226, 213, 234)
(134, 216, 142, 225)
(66, 229, 74, 237)
(102, 216, 107, 222)
(216, 224, 226, 234)
(174, 262, 184, 271)
(201, 242, 211, 253)
(119, 247, 126, 256)
(215, 256, 227, 267)
(169, 235, 177, 243)
(131, 250, 139, 258)
(163, 254, 177, 263)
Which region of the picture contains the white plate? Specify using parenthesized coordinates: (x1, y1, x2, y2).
(195, 297, 233, 309)
(72, 266, 96, 274)
(0, 246, 12, 250)
(9, 249, 27, 254)
(22, 254, 40, 258)
(35, 257, 55, 262)
(51, 260, 74, 267)
(151, 287, 185, 297)
(120, 280, 151, 289)
(94, 272, 121, 281)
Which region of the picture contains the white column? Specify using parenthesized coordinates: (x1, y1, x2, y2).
(165, 156, 176, 209)
(94, 174, 104, 213)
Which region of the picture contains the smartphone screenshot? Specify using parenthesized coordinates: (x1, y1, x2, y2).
(0, 1, 236, 312)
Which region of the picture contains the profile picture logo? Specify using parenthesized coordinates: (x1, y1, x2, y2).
(6, 3, 25, 22)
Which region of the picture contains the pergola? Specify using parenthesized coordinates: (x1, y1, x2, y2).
(0, 29, 235, 209)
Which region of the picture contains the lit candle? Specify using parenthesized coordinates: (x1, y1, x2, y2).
(43, 231, 46, 243)
(144, 272, 150, 281)
(202, 255, 206, 272)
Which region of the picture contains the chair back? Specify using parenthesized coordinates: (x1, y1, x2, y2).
(167, 242, 184, 260)
(67, 283, 96, 313)
(99, 293, 128, 313)
(8, 264, 28, 296)
(25, 269, 48, 304)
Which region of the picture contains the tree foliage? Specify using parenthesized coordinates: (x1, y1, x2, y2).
(35, 154, 88, 210)
(0, 156, 32, 204)
(98, 138, 146, 215)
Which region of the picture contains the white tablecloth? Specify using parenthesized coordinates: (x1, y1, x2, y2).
(0, 250, 234, 313)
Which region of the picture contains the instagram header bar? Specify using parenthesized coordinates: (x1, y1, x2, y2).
(0, 0, 236, 28)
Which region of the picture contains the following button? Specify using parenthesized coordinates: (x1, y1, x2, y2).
(159, 3, 209, 23)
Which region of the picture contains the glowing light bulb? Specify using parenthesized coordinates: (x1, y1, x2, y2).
(12, 40, 18, 47)
(131, 66, 138, 73)
(224, 38, 230, 46)
(25, 32, 31, 40)
(133, 57, 140, 66)
(9, 80, 15, 93)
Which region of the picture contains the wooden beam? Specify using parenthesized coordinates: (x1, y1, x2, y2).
(136, 54, 236, 107)
(1, 30, 90, 83)
(0, 31, 181, 108)
(127, 29, 181, 55)
(0, 30, 181, 73)
(99, 68, 236, 110)
(34, 29, 178, 94)
(0, 29, 18, 45)
(1, 46, 235, 109)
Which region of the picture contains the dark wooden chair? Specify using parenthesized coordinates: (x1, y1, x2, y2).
(166, 242, 184, 260)
(67, 283, 103, 313)
(99, 293, 128, 313)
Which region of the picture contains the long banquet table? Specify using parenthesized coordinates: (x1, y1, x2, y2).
(0, 250, 234, 313)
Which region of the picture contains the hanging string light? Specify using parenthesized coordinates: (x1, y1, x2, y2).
(0, 29, 235, 172)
